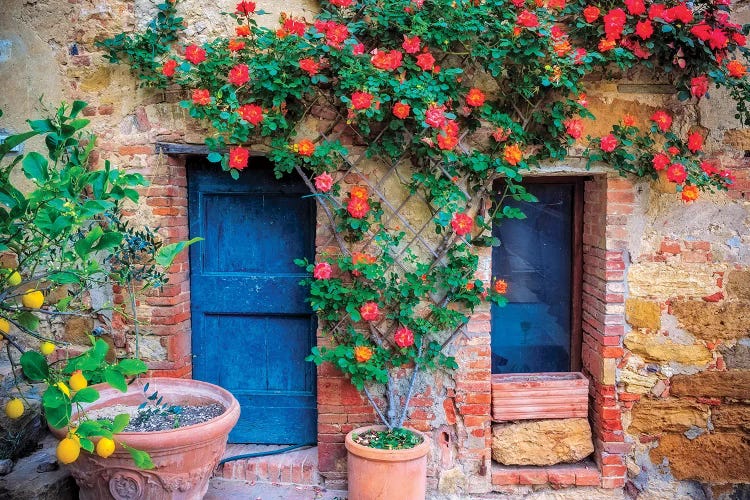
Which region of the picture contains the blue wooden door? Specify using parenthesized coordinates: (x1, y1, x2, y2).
(188, 158, 317, 444)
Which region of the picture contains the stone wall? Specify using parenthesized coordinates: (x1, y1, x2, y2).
(0, 0, 749, 497)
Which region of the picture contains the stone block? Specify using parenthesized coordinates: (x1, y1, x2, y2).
(627, 399, 708, 434)
(720, 341, 750, 370)
(625, 299, 661, 330)
(624, 331, 712, 366)
(725, 271, 750, 300)
(671, 301, 750, 340)
(628, 263, 720, 299)
(0, 436, 77, 500)
(650, 432, 750, 483)
(711, 404, 750, 432)
(491, 418, 594, 466)
(61, 316, 94, 345)
(620, 367, 659, 395)
(671, 371, 750, 399)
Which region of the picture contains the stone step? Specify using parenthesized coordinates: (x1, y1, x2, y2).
(206, 477, 346, 500)
(217, 444, 321, 486)
(0, 435, 77, 500)
(491, 459, 601, 489)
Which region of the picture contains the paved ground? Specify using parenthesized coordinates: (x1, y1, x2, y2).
(206, 478, 348, 500)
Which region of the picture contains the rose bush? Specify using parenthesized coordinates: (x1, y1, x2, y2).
(102, 0, 748, 433)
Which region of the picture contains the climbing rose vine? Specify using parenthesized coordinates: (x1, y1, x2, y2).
(102, 0, 747, 429)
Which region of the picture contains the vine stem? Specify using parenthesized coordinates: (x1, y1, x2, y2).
(397, 339, 423, 428)
(363, 385, 391, 430)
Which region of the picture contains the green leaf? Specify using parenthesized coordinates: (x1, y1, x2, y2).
(155, 237, 203, 268)
(72, 387, 100, 403)
(20, 351, 49, 381)
(79, 438, 95, 453)
(207, 152, 223, 163)
(91, 231, 123, 251)
(112, 413, 131, 434)
(16, 311, 40, 331)
(116, 358, 148, 376)
(104, 367, 127, 392)
(124, 445, 155, 469)
(22, 152, 49, 182)
(0, 131, 37, 155)
(70, 101, 88, 118)
(28, 119, 56, 133)
(43, 387, 71, 428)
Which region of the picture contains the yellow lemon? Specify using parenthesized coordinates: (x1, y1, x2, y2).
(55, 382, 71, 398)
(5, 398, 24, 419)
(21, 289, 44, 309)
(40, 341, 56, 356)
(95, 437, 116, 458)
(7, 271, 21, 286)
(0, 318, 10, 334)
(56, 438, 80, 464)
(69, 371, 88, 392)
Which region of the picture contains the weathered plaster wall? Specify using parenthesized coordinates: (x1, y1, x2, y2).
(1, 1, 749, 498)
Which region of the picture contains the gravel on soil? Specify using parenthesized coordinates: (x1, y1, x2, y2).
(85, 403, 225, 432)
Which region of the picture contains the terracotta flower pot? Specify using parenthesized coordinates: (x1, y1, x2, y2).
(50, 377, 240, 500)
(345, 425, 431, 500)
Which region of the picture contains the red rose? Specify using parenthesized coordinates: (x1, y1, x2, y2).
(351, 91, 373, 110)
(668, 146, 680, 156)
(228, 64, 250, 86)
(331, 0, 354, 6)
(603, 8, 627, 40)
(493, 127, 511, 142)
(162, 59, 178, 77)
(681, 185, 699, 202)
(666, 3, 693, 24)
(727, 60, 747, 78)
(466, 88, 486, 107)
(651, 110, 672, 132)
(649, 3, 666, 20)
(687, 132, 703, 153)
(623, 114, 636, 127)
(493, 279, 508, 294)
(691, 23, 711, 41)
(402, 35, 421, 54)
(371, 49, 403, 71)
(360, 302, 380, 322)
(415, 52, 435, 71)
(185, 45, 206, 64)
(733, 32, 747, 46)
(451, 212, 474, 236)
(548, 0, 566, 9)
(437, 133, 458, 151)
(667, 163, 687, 183)
(284, 18, 307, 36)
(517, 10, 539, 28)
(583, 5, 600, 22)
(573, 48, 588, 65)
(347, 197, 370, 219)
(701, 161, 718, 175)
(237, 104, 264, 125)
(313, 262, 332, 279)
(236, 25, 251, 37)
(325, 22, 350, 48)
(690, 75, 709, 98)
(600, 134, 618, 152)
(192, 89, 211, 106)
(635, 21, 654, 40)
(314, 172, 334, 192)
(352, 43, 365, 55)
(624, 0, 645, 15)
(709, 29, 729, 50)
(443, 120, 459, 138)
(652, 153, 670, 171)
(236, 1, 256, 14)
(299, 58, 321, 75)
(394, 326, 414, 348)
(228, 146, 249, 170)
(297, 139, 316, 157)
(564, 119, 583, 139)
(393, 102, 411, 119)
(425, 105, 446, 128)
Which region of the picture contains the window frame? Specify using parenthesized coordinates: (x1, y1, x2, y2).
(491, 175, 585, 372)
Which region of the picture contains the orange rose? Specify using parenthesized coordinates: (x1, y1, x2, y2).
(354, 346, 373, 363)
(503, 143, 523, 166)
(297, 139, 316, 157)
(350, 186, 368, 200)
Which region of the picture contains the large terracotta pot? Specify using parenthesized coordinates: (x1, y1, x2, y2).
(345, 425, 431, 500)
(50, 377, 240, 500)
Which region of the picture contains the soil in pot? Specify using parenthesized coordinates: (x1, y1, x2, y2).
(351, 427, 424, 450)
(85, 403, 225, 432)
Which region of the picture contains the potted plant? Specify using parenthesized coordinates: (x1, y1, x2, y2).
(0, 103, 238, 499)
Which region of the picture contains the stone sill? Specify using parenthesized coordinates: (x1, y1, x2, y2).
(491, 460, 604, 489)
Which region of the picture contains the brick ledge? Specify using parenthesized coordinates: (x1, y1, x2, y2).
(491, 459, 605, 489)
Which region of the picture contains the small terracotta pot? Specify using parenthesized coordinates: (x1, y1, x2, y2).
(345, 425, 431, 500)
(50, 377, 240, 500)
